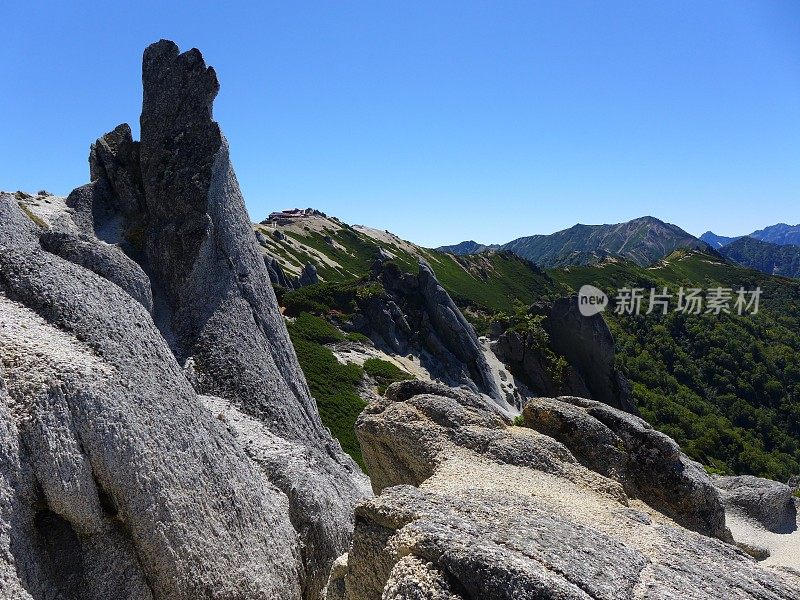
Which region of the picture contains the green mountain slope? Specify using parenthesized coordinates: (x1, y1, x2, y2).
(550, 250, 800, 480)
(720, 237, 800, 279)
(501, 216, 710, 267)
(255, 213, 562, 315)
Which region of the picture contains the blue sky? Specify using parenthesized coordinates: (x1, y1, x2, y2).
(2, 1, 799, 247)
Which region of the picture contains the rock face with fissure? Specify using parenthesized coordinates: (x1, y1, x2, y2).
(0, 40, 368, 600)
(356, 259, 504, 404)
(325, 381, 800, 599)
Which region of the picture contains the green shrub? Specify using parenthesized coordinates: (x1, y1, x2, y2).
(355, 282, 384, 302)
(288, 333, 367, 469)
(289, 312, 345, 344)
(346, 331, 371, 344)
(363, 358, 414, 394)
(512, 415, 525, 426)
(554, 254, 800, 481)
(282, 280, 362, 316)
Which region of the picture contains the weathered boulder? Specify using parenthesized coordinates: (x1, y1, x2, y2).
(327, 382, 799, 599)
(714, 475, 797, 533)
(523, 395, 725, 538)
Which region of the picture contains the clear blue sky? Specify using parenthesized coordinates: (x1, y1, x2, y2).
(2, 1, 799, 247)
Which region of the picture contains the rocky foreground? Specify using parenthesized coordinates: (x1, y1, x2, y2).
(325, 381, 799, 599)
(1, 41, 798, 599)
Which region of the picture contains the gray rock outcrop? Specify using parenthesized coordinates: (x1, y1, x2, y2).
(714, 475, 798, 533)
(298, 263, 319, 287)
(522, 395, 725, 538)
(492, 297, 636, 413)
(1, 194, 301, 598)
(38, 229, 153, 312)
(354, 259, 503, 403)
(417, 261, 500, 399)
(264, 253, 295, 289)
(545, 297, 635, 411)
(1, 40, 369, 600)
(326, 381, 800, 599)
(88, 123, 144, 218)
(261, 256, 319, 291)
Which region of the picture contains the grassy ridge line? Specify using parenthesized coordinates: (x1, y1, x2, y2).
(262, 218, 564, 314)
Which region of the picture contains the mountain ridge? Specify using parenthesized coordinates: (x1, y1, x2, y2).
(437, 216, 711, 267)
(702, 223, 800, 248)
(501, 216, 710, 267)
(720, 236, 800, 279)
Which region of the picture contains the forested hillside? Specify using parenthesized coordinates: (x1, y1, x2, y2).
(551, 251, 800, 480)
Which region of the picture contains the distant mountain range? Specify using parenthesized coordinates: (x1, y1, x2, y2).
(439, 216, 709, 268)
(719, 237, 800, 279)
(699, 232, 741, 249)
(701, 223, 800, 248)
(436, 240, 500, 256)
(437, 217, 800, 279)
(697, 224, 800, 278)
